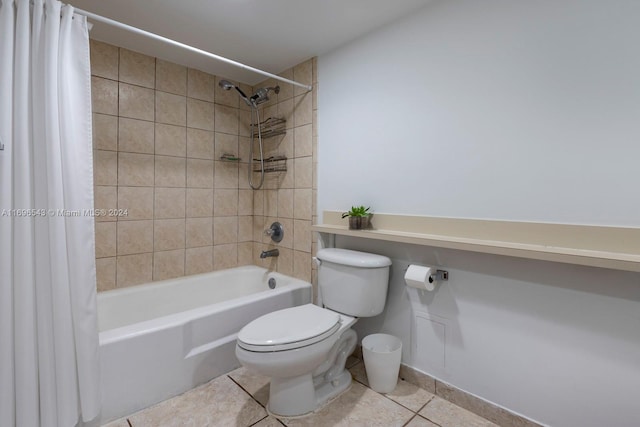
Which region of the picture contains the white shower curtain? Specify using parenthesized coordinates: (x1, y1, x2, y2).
(0, 0, 100, 426)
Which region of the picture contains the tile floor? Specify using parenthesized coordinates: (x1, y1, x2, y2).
(104, 357, 498, 427)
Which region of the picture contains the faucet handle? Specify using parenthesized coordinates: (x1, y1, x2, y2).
(264, 221, 284, 243)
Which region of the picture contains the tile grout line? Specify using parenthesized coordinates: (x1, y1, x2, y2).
(224, 374, 284, 426)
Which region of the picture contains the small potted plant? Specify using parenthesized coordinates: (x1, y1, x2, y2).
(341, 205, 371, 230)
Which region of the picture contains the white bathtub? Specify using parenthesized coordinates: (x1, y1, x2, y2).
(97, 266, 312, 423)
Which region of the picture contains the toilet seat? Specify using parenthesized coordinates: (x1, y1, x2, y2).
(237, 304, 341, 352)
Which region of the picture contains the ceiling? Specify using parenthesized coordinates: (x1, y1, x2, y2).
(68, 0, 432, 85)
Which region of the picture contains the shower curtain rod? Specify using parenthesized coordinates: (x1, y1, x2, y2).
(73, 7, 313, 91)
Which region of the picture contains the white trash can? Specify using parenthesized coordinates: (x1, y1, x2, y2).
(362, 333, 402, 393)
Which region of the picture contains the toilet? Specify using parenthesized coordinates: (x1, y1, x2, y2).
(235, 248, 392, 417)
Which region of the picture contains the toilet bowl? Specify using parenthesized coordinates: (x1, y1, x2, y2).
(235, 248, 392, 417)
(236, 303, 357, 416)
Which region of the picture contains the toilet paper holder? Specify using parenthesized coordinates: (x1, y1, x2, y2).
(429, 270, 449, 283)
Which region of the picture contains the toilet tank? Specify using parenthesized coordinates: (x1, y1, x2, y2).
(316, 248, 392, 317)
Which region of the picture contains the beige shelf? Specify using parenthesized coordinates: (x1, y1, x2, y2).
(312, 211, 640, 272)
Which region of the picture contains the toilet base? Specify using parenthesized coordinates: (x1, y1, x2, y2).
(315, 369, 352, 409)
(267, 369, 352, 418)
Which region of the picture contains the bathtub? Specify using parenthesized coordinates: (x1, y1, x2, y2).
(97, 265, 312, 423)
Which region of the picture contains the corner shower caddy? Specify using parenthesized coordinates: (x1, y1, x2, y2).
(252, 116, 288, 173)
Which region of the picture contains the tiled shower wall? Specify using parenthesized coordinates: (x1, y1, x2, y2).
(90, 40, 317, 292)
(250, 59, 317, 292)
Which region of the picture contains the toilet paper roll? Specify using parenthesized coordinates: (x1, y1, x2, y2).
(404, 265, 435, 291)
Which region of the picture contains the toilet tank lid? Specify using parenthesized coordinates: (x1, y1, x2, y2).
(316, 248, 391, 268)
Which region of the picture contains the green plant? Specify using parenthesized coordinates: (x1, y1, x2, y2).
(341, 205, 371, 218)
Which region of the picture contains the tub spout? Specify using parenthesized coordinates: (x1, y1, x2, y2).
(260, 249, 279, 259)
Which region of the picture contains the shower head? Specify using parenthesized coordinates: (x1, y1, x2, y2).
(250, 85, 280, 106)
(218, 79, 235, 90)
(218, 80, 251, 106)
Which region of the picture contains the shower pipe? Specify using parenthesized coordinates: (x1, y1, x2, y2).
(72, 7, 313, 91)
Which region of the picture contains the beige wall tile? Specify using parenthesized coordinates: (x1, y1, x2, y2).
(293, 249, 311, 282)
(214, 133, 239, 159)
(294, 93, 312, 127)
(187, 98, 214, 131)
(312, 56, 318, 83)
(154, 218, 186, 251)
(117, 253, 153, 287)
(117, 220, 153, 255)
(238, 190, 253, 216)
(278, 98, 294, 128)
(277, 217, 293, 249)
(294, 156, 312, 188)
(94, 186, 118, 222)
(90, 40, 118, 80)
(96, 257, 116, 291)
(186, 188, 213, 218)
(119, 83, 154, 121)
(214, 76, 239, 108)
(187, 159, 214, 188)
(238, 137, 251, 164)
(213, 244, 237, 270)
(277, 68, 294, 101)
(119, 118, 154, 154)
(252, 216, 265, 242)
(155, 123, 186, 157)
(117, 186, 154, 220)
(214, 161, 239, 188)
(187, 68, 214, 102)
(279, 160, 294, 189)
(237, 242, 253, 266)
(155, 155, 186, 187)
(277, 247, 293, 276)
(312, 85, 318, 111)
(153, 249, 185, 281)
(277, 131, 294, 160)
(156, 91, 186, 126)
(293, 59, 313, 96)
(215, 104, 238, 135)
(187, 128, 214, 159)
(294, 188, 312, 220)
(95, 222, 116, 258)
(156, 60, 187, 95)
(293, 219, 311, 252)
(155, 188, 186, 219)
(253, 190, 264, 216)
(119, 48, 155, 88)
(277, 189, 293, 219)
(264, 190, 278, 217)
(213, 216, 238, 245)
(238, 216, 253, 242)
(294, 124, 312, 158)
(91, 76, 118, 115)
(186, 246, 213, 275)
(262, 104, 277, 122)
(93, 114, 117, 151)
(118, 152, 154, 186)
(214, 189, 238, 216)
(94, 150, 118, 186)
(238, 110, 252, 137)
(186, 217, 213, 247)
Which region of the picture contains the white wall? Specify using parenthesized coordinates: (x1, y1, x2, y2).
(318, 0, 640, 227)
(317, 1, 640, 426)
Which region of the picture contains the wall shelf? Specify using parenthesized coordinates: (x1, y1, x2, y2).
(312, 211, 640, 273)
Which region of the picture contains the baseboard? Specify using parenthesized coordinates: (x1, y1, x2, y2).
(354, 345, 543, 427)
